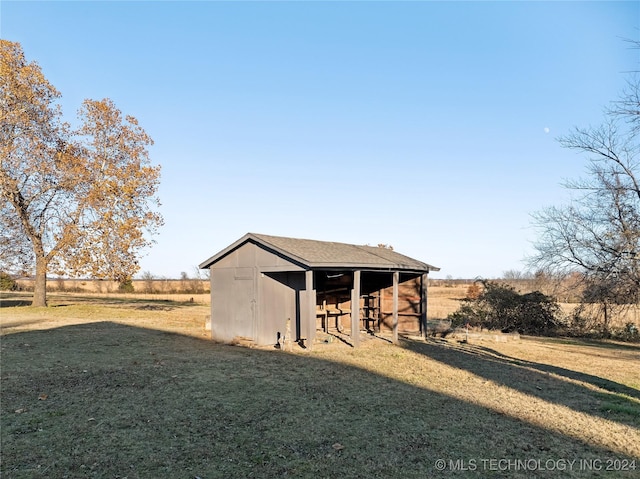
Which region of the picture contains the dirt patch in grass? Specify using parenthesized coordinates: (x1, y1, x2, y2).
(1, 292, 639, 478)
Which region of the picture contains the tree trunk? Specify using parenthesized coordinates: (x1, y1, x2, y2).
(33, 254, 48, 307)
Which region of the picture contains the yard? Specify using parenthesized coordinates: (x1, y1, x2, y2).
(1, 291, 639, 478)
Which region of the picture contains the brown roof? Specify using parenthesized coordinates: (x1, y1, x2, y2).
(200, 233, 439, 273)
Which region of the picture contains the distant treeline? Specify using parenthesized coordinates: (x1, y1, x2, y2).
(5, 275, 581, 300)
(429, 275, 584, 303)
(10, 277, 210, 294)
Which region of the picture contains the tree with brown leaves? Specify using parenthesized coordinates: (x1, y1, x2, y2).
(0, 40, 163, 306)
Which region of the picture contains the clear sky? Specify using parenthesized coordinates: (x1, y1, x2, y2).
(2, 1, 639, 279)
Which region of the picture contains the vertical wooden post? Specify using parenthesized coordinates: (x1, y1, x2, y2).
(351, 270, 361, 347)
(379, 287, 385, 331)
(420, 273, 428, 339)
(322, 298, 328, 333)
(392, 271, 399, 344)
(209, 268, 214, 339)
(306, 269, 316, 349)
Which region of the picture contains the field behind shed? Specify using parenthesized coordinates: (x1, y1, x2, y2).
(1, 292, 639, 478)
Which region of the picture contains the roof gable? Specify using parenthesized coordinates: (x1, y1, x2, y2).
(199, 233, 439, 272)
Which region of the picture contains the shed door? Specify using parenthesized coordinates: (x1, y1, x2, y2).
(212, 267, 256, 341)
(258, 272, 302, 345)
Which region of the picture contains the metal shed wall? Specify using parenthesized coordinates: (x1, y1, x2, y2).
(259, 271, 306, 345)
(209, 241, 306, 345)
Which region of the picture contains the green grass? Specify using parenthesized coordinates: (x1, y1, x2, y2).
(599, 392, 640, 421)
(1, 294, 639, 478)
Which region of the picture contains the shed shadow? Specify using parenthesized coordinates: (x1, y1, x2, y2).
(401, 338, 640, 429)
(1, 321, 638, 478)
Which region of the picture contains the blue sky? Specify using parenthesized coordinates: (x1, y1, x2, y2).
(2, 1, 639, 279)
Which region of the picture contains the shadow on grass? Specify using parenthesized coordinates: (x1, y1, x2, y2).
(401, 338, 640, 429)
(0, 299, 32, 308)
(1, 322, 638, 478)
(537, 336, 640, 353)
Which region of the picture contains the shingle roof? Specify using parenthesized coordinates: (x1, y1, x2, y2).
(200, 233, 439, 273)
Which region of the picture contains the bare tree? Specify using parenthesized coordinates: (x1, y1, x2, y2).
(529, 77, 640, 329)
(140, 270, 156, 294)
(192, 265, 210, 280)
(611, 76, 640, 136)
(609, 39, 640, 136)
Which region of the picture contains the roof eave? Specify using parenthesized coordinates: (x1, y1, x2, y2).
(306, 262, 439, 273)
(198, 233, 253, 269)
(199, 233, 312, 270)
(200, 233, 441, 273)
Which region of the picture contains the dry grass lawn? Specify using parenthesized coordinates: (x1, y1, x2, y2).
(1, 291, 639, 478)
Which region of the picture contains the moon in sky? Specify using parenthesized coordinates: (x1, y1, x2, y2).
(544, 127, 550, 134)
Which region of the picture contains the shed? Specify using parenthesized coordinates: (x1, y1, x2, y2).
(199, 233, 440, 347)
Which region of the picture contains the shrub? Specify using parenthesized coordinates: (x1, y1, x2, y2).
(465, 282, 482, 300)
(614, 322, 640, 342)
(118, 279, 135, 293)
(447, 280, 563, 336)
(0, 272, 17, 291)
